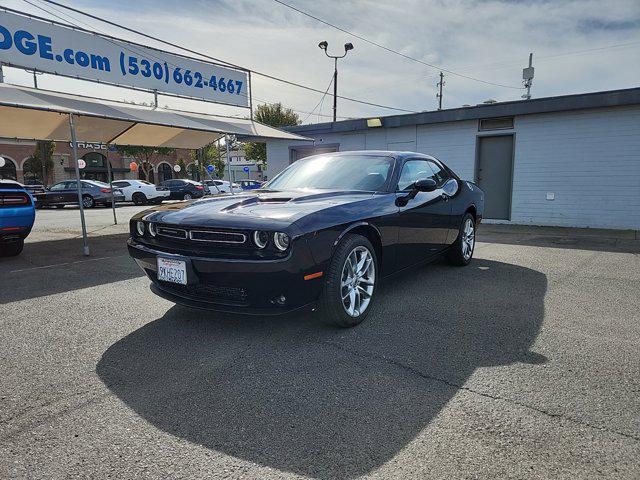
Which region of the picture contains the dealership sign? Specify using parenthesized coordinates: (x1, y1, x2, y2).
(0, 10, 249, 107)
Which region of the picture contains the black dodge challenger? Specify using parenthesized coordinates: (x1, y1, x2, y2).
(128, 151, 484, 326)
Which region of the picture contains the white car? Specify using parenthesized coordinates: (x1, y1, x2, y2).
(111, 180, 171, 205)
(205, 180, 243, 194)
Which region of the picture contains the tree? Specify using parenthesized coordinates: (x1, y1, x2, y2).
(190, 142, 226, 180)
(24, 141, 55, 185)
(244, 103, 300, 165)
(175, 158, 187, 179)
(114, 145, 175, 183)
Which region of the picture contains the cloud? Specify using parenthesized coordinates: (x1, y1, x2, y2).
(2, 0, 639, 122)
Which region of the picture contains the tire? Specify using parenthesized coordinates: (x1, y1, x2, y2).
(132, 192, 147, 205)
(82, 195, 95, 209)
(183, 193, 192, 200)
(0, 240, 24, 257)
(446, 213, 476, 266)
(318, 234, 378, 327)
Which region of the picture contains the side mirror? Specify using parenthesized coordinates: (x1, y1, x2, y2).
(396, 178, 438, 207)
(414, 178, 437, 192)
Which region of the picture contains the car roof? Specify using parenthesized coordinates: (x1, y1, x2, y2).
(0, 179, 25, 190)
(306, 150, 434, 161)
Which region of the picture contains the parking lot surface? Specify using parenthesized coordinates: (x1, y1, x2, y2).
(1, 207, 639, 479)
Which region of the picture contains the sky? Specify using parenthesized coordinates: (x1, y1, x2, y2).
(2, 0, 640, 124)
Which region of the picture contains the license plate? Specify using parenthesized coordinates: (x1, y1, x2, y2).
(157, 257, 187, 285)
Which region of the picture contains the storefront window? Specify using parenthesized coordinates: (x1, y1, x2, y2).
(0, 157, 17, 180)
(158, 163, 173, 183)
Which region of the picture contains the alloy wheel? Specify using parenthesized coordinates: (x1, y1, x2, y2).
(340, 246, 375, 317)
(183, 193, 192, 200)
(82, 196, 94, 208)
(462, 218, 475, 260)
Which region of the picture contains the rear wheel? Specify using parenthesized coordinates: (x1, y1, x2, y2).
(183, 193, 192, 200)
(446, 213, 476, 266)
(132, 192, 147, 205)
(82, 195, 95, 209)
(0, 240, 24, 257)
(319, 234, 378, 327)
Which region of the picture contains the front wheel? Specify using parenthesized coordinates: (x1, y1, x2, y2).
(319, 234, 378, 327)
(446, 213, 476, 266)
(183, 193, 192, 200)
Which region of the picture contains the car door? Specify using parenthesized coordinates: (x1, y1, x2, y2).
(63, 180, 83, 204)
(44, 182, 66, 204)
(112, 181, 131, 201)
(394, 158, 453, 269)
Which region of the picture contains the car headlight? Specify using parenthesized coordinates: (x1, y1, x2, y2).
(148, 222, 157, 237)
(273, 232, 290, 251)
(136, 220, 145, 236)
(253, 230, 268, 249)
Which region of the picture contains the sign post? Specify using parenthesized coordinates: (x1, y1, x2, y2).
(243, 166, 250, 178)
(106, 156, 117, 225)
(68, 114, 90, 256)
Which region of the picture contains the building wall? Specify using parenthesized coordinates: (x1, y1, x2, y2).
(511, 106, 640, 229)
(265, 105, 640, 230)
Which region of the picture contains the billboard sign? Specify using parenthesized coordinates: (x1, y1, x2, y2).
(0, 10, 250, 107)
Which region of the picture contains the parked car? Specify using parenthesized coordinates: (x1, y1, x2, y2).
(0, 180, 35, 256)
(111, 180, 170, 205)
(238, 180, 263, 190)
(160, 179, 206, 200)
(22, 183, 46, 195)
(204, 179, 242, 194)
(33, 180, 125, 209)
(128, 151, 484, 327)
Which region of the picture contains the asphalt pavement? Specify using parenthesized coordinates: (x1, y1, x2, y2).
(1, 206, 639, 479)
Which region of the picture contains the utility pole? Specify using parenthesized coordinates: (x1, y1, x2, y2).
(318, 41, 354, 122)
(436, 71, 445, 110)
(522, 53, 534, 100)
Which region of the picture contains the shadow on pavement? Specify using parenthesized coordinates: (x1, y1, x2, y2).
(1, 233, 143, 304)
(478, 226, 640, 254)
(97, 258, 547, 479)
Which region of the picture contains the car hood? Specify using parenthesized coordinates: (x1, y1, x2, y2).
(139, 189, 376, 231)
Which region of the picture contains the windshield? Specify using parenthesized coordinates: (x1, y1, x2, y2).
(265, 154, 394, 191)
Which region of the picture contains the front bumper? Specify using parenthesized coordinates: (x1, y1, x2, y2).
(127, 238, 324, 314)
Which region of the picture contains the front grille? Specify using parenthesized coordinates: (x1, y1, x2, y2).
(157, 281, 249, 306)
(157, 226, 188, 239)
(189, 230, 246, 244)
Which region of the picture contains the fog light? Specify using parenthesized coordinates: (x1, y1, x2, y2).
(270, 294, 286, 306)
(148, 222, 157, 237)
(253, 230, 268, 249)
(136, 221, 145, 236)
(273, 232, 290, 251)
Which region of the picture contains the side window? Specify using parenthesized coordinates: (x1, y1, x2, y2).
(397, 160, 434, 191)
(426, 161, 450, 187)
(49, 182, 66, 191)
(66, 181, 80, 189)
(113, 181, 130, 188)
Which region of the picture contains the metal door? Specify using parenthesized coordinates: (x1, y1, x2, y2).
(476, 135, 514, 220)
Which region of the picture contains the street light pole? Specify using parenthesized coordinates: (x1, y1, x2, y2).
(318, 41, 353, 123)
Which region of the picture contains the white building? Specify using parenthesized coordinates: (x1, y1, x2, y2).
(265, 87, 640, 231)
(224, 148, 264, 182)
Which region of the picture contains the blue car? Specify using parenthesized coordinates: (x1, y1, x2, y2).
(238, 179, 263, 190)
(0, 180, 36, 257)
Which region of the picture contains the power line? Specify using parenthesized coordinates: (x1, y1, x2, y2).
(302, 75, 334, 123)
(36, 0, 418, 113)
(272, 0, 524, 90)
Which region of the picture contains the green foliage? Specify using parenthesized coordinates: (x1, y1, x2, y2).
(175, 158, 187, 179)
(244, 103, 300, 165)
(114, 145, 175, 181)
(24, 141, 55, 184)
(191, 142, 226, 179)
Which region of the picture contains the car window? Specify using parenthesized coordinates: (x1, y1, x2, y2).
(81, 181, 92, 189)
(427, 161, 450, 187)
(113, 181, 130, 187)
(49, 182, 67, 191)
(397, 160, 436, 191)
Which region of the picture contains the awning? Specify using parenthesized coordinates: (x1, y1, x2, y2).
(0, 83, 311, 148)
